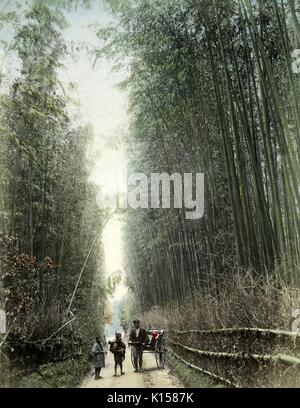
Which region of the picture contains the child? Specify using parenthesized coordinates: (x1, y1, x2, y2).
(91, 336, 105, 380)
(109, 333, 126, 376)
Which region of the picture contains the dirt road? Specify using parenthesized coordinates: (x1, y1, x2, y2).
(81, 349, 183, 388)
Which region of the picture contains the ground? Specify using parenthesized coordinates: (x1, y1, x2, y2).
(81, 348, 183, 388)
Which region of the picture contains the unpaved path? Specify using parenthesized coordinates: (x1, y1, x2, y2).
(81, 350, 183, 388)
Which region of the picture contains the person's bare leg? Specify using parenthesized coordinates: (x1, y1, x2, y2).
(120, 362, 125, 375)
(139, 349, 144, 372)
(114, 362, 117, 376)
(133, 347, 138, 372)
(95, 368, 101, 379)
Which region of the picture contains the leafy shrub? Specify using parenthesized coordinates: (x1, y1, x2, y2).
(17, 357, 91, 388)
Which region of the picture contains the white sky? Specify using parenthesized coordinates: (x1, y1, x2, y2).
(62, 2, 129, 199)
(62, 2, 128, 133)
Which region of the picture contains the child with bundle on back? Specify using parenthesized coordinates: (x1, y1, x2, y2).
(109, 332, 126, 377)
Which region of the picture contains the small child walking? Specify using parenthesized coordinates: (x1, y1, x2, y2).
(91, 336, 105, 380)
(109, 333, 126, 376)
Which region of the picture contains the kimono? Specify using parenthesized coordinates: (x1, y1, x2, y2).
(92, 341, 105, 368)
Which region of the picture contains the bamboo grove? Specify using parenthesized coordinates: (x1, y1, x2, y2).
(0, 0, 106, 365)
(100, 0, 300, 314)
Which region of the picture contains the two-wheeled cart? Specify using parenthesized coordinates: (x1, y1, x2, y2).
(128, 329, 166, 369)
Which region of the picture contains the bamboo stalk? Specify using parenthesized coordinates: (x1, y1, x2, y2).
(171, 327, 300, 338)
(169, 348, 240, 387)
(169, 339, 300, 366)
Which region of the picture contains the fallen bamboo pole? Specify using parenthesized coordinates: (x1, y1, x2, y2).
(25, 314, 76, 346)
(41, 316, 76, 346)
(67, 210, 115, 316)
(0, 330, 10, 350)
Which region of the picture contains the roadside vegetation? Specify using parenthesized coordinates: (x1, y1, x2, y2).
(101, 0, 300, 330)
(0, 0, 107, 387)
(17, 358, 91, 388)
(1, 0, 300, 388)
(101, 0, 300, 386)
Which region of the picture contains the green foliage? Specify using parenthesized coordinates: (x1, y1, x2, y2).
(120, 288, 140, 328)
(97, 0, 300, 314)
(17, 357, 90, 388)
(0, 0, 106, 372)
(167, 353, 223, 388)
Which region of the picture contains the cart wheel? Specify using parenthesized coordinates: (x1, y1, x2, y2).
(155, 337, 166, 369)
(131, 347, 137, 369)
